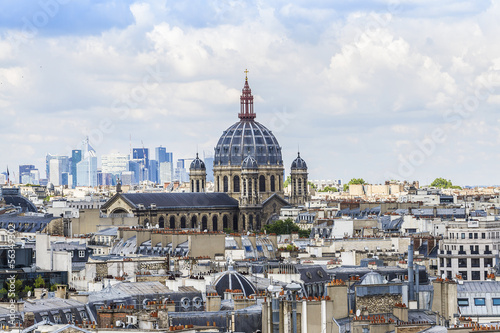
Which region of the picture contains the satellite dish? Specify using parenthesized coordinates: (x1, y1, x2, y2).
(27, 291, 32, 297)
(356, 309, 361, 317)
(441, 273, 446, 279)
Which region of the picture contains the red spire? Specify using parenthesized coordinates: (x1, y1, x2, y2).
(238, 69, 255, 120)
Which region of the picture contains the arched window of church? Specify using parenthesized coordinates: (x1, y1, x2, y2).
(196, 180, 200, 192)
(202, 216, 208, 231)
(233, 215, 238, 232)
(298, 179, 302, 195)
(242, 215, 246, 230)
(202, 180, 205, 192)
(191, 215, 197, 228)
(169, 216, 175, 229)
(180, 216, 186, 228)
(249, 215, 254, 230)
(216, 176, 220, 192)
(270, 175, 276, 192)
(212, 216, 218, 231)
(233, 176, 240, 192)
(248, 179, 252, 196)
(259, 175, 266, 192)
(191, 180, 194, 192)
(223, 215, 229, 230)
(256, 215, 261, 230)
(158, 216, 165, 229)
(223, 176, 229, 192)
(278, 175, 281, 191)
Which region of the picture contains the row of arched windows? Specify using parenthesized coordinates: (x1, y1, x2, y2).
(157, 214, 233, 231)
(216, 174, 281, 193)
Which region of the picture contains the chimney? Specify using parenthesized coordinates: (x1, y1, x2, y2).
(408, 240, 414, 301)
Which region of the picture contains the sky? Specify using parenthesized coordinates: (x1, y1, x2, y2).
(1, 0, 500, 186)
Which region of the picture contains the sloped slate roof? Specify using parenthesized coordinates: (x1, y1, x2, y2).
(119, 192, 239, 209)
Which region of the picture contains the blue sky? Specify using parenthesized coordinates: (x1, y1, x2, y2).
(1, 0, 500, 185)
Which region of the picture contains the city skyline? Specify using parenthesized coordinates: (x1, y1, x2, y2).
(1, 1, 500, 185)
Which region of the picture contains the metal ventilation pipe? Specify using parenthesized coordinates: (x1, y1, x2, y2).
(408, 240, 415, 301)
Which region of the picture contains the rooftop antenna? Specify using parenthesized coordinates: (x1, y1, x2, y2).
(129, 134, 132, 157)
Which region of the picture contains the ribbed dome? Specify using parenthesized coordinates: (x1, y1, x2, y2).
(214, 77, 283, 167)
(213, 270, 257, 297)
(242, 155, 258, 169)
(190, 153, 205, 170)
(291, 152, 307, 170)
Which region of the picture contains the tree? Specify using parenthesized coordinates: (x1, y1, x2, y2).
(343, 178, 367, 192)
(283, 176, 291, 188)
(319, 186, 338, 193)
(34, 275, 45, 288)
(264, 218, 309, 238)
(430, 177, 461, 189)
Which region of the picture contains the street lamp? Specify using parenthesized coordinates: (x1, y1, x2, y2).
(286, 283, 302, 333)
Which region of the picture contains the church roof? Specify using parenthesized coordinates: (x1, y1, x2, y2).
(291, 152, 307, 170)
(241, 155, 258, 169)
(190, 153, 206, 170)
(117, 192, 239, 209)
(214, 76, 283, 167)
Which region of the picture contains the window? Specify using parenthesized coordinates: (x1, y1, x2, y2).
(474, 298, 486, 306)
(493, 298, 500, 306)
(471, 259, 480, 267)
(259, 175, 266, 192)
(233, 176, 240, 192)
(482, 233, 486, 239)
(461, 233, 465, 239)
(474, 233, 478, 239)
(458, 258, 467, 268)
(471, 271, 481, 280)
(485, 258, 493, 267)
(223, 176, 229, 192)
(469, 233, 473, 239)
(460, 271, 468, 280)
(79, 250, 85, 258)
(458, 298, 469, 306)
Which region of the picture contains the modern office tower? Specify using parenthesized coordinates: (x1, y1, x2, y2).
(19, 165, 36, 184)
(29, 169, 40, 185)
(71, 149, 82, 188)
(61, 172, 69, 186)
(174, 159, 188, 182)
(49, 159, 62, 186)
(76, 139, 97, 187)
(46, 154, 70, 183)
(159, 162, 173, 184)
(133, 148, 149, 166)
(204, 152, 214, 182)
(128, 160, 141, 184)
(149, 160, 159, 183)
(102, 153, 129, 178)
(156, 147, 166, 163)
(121, 171, 134, 186)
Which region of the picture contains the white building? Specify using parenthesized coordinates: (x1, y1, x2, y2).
(101, 153, 129, 177)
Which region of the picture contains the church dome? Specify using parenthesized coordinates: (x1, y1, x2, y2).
(213, 269, 257, 297)
(291, 152, 307, 170)
(214, 77, 283, 167)
(241, 155, 258, 169)
(190, 153, 205, 170)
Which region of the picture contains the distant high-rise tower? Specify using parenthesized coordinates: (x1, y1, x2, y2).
(71, 149, 82, 188)
(76, 138, 97, 187)
(19, 165, 36, 184)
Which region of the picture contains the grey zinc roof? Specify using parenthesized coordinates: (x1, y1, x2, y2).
(457, 281, 500, 317)
(120, 192, 239, 209)
(24, 298, 86, 313)
(457, 281, 500, 293)
(95, 227, 119, 236)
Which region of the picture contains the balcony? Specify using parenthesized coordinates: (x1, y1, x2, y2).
(458, 251, 466, 255)
(485, 251, 492, 254)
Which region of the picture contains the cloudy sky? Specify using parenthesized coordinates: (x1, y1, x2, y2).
(1, 0, 500, 186)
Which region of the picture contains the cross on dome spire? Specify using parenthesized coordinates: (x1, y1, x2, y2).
(239, 69, 256, 120)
